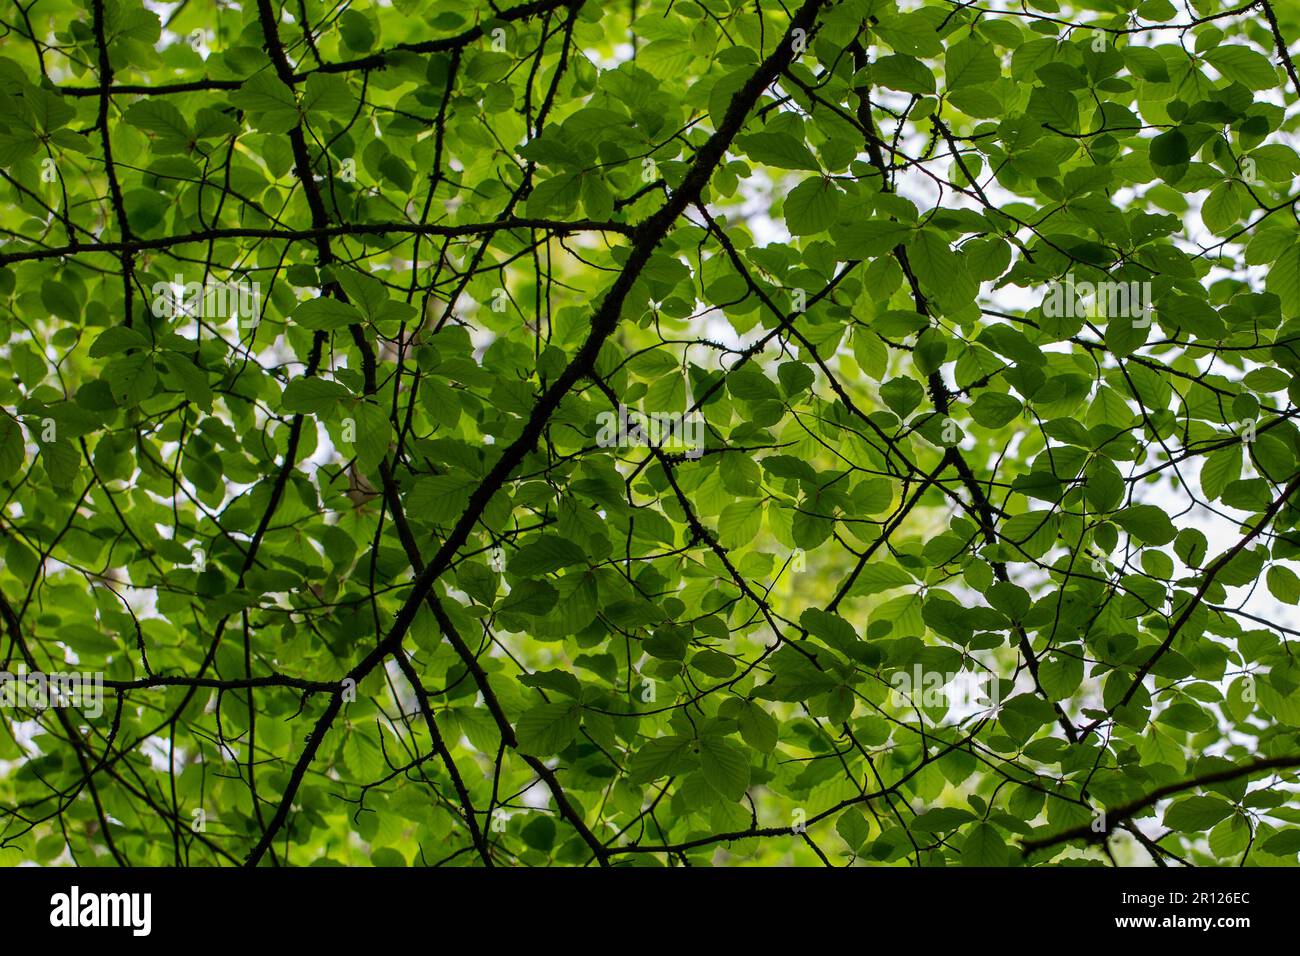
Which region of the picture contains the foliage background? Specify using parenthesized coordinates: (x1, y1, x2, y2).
(0, 0, 1299, 866)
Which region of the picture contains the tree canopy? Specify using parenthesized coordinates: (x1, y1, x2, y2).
(1, 0, 1300, 867)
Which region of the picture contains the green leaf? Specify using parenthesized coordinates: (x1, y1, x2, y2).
(1267, 565, 1300, 604)
(1202, 181, 1242, 234)
(1149, 128, 1190, 167)
(960, 822, 1008, 865)
(282, 377, 350, 414)
(880, 376, 924, 416)
(736, 702, 778, 753)
(1204, 45, 1277, 90)
(235, 72, 299, 133)
(159, 352, 212, 410)
(1113, 505, 1177, 546)
(873, 55, 935, 95)
(302, 74, 356, 116)
(910, 807, 976, 832)
(1261, 829, 1300, 856)
(837, 808, 871, 851)
(510, 535, 588, 577)
(350, 401, 391, 472)
(1200, 446, 1241, 501)
(906, 229, 976, 309)
(799, 607, 860, 655)
(969, 392, 1022, 428)
(1038, 651, 1083, 701)
(832, 219, 914, 258)
(717, 500, 762, 547)
(292, 296, 363, 331)
(520, 814, 557, 852)
(124, 100, 192, 153)
(736, 131, 820, 171)
(580, 173, 614, 220)
(38, 439, 78, 489)
(0, 417, 24, 482)
(1209, 814, 1251, 858)
(945, 39, 1000, 88)
(405, 474, 473, 526)
(89, 326, 149, 358)
(628, 735, 694, 784)
(1163, 795, 1234, 832)
(697, 734, 750, 802)
(784, 177, 841, 236)
(1267, 244, 1300, 315)
(516, 702, 582, 755)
